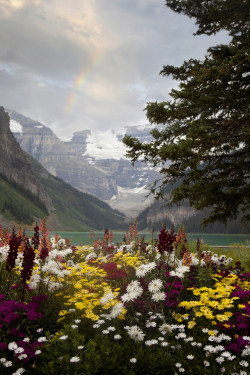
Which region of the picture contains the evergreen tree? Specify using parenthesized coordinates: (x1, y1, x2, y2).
(123, 0, 250, 225)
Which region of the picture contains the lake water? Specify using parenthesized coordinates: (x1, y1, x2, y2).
(28, 231, 250, 247)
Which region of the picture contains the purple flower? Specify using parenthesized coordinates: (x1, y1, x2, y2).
(0, 342, 7, 350)
(11, 284, 19, 289)
(9, 328, 25, 338)
(225, 336, 250, 354)
(26, 310, 43, 321)
(31, 295, 48, 303)
(164, 276, 184, 307)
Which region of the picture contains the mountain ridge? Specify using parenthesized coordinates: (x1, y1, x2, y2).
(0, 106, 126, 231)
(8, 109, 159, 216)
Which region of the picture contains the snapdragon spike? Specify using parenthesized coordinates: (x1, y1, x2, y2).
(124, 222, 138, 245)
(6, 228, 21, 272)
(21, 235, 35, 284)
(158, 226, 176, 254)
(31, 223, 40, 251)
(38, 219, 51, 260)
(39, 241, 49, 261)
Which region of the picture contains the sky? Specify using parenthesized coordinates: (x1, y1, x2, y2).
(0, 0, 230, 141)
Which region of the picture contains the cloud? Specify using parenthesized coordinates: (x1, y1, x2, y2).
(0, 0, 230, 139)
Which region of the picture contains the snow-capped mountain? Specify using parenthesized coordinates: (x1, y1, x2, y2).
(8, 109, 160, 218)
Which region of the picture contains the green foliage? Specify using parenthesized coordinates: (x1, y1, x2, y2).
(164, 0, 249, 37)
(35, 328, 175, 375)
(123, 0, 250, 226)
(212, 243, 250, 272)
(0, 173, 48, 225)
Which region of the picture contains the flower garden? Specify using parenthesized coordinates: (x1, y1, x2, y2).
(0, 220, 249, 375)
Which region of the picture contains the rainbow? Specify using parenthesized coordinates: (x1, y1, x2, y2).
(64, 54, 101, 115)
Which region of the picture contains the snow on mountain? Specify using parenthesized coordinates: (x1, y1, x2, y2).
(83, 124, 156, 162)
(84, 129, 127, 160)
(105, 185, 154, 218)
(9, 119, 23, 134)
(8, 108, 161, 218)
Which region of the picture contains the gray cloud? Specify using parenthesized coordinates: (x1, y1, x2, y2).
(0, 0, 230, 139)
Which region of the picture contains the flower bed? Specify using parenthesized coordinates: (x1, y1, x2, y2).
(0, 221, 249, 374)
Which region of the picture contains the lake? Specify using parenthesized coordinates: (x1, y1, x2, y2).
(28, 231, 250, 247)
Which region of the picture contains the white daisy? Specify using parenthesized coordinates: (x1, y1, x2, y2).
(161, 342, 169, 347)
(102, 330, 109, 334)
(70, 356, 80, 363)
(145, 339, 158, 346)
(112, 302, 125, 318)
(59, 335, 68, 340)
(148, 279, 163, 293)
(126, 325, 145, 342)
(18, 354, 27, 360)
(239, 361, 249, 367)
(151, 291, 165, 302)
(12, 368, 25, 375)
(159, 323, 173, 335)
(14, 347, 24, 354)
(107, 326, 116, 332)
(100, 292, 114, 305)
(130, 358, 137, 363)
(8, 342, 17, 351)
(3, 361, 12, 367)
(215, 357, 224, 364)
(127, 280, 143, 295)
(37, 337, 47, 342)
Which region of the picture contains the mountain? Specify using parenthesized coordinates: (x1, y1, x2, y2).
(8, 110, 117, 201)
(0, 107, 126, 231)
(27, 154, 126, 231)
(137, 195, 250, 234)
(8, 110, 160, 217)
(0, 107, 52, 220)
(6, 108, 249, 233)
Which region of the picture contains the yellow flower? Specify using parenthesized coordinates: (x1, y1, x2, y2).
(58, 310, 68, 316)
(187, 320, 196, 329)
(238, 304, 246, 309)
(172, 312, 183, 322)
(208, 330, 217, 336)
(216, 314, 229, 322)
(195, 312, 203, 317)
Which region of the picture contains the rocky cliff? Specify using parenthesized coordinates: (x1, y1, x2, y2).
(0, 107, 52, 212)
(9, 110, 117, 200)
(9, 110, 160, 216)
